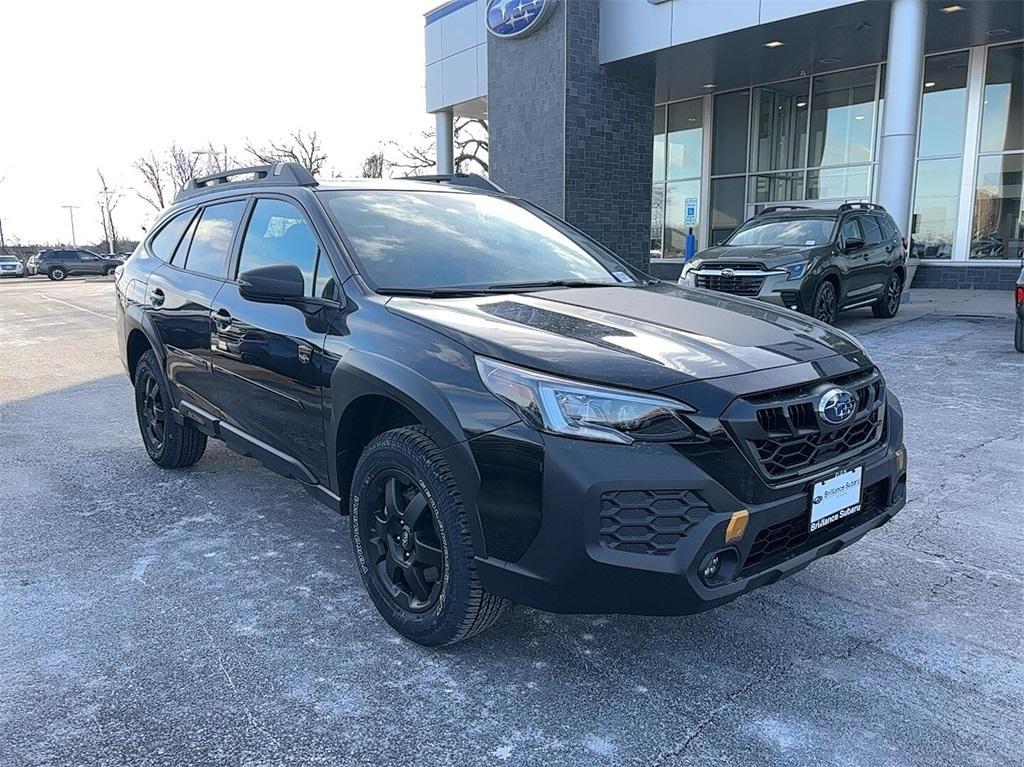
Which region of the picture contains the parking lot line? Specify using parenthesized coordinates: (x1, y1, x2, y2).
(37, 293, 115, 321)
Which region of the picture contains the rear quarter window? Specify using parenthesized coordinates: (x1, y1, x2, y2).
(148, 210, 195, 262)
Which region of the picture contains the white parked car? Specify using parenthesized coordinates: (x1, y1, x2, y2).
(0, 255, 25, 278)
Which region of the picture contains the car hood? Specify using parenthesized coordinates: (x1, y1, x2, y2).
(386, 283, 863, 390)
(696, 244, 819, 266)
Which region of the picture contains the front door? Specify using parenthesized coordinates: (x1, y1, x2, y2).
(836, 214, 877, 304)
(208, 196, 340, 484)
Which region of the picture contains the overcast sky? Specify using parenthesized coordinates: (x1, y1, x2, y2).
(0, 0, 441, 246)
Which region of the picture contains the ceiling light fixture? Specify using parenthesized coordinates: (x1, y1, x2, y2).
(764, 40, 786, 48)
(702, 83, 716, 89)
(796, 101, 807, 107)
(818, 57, 840, 65)
(940, 4, 965, 13)
(925, 81, 936, 88)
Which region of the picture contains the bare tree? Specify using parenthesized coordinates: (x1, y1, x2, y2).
(167, 143, 202, 193)
(453, 118, 489, 174)
(96, 170, 122, 254)
(390, 118, 489, 176)
(245, 130, 328, 176)
(132, 151, 167, 211)
(360, 151, 385, 179)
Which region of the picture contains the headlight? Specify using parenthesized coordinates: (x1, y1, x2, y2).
(784, 261, 808, 280)
(477, 357, 695, 444)
(678, 259, 702, 285)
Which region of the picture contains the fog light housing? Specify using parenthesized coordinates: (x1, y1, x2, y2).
(703, 555, 721, 581)
(698, 548, 740, 585)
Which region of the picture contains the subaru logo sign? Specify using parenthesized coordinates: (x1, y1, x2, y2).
(485, 0, 556, 39)
(817, 388, 857, 425)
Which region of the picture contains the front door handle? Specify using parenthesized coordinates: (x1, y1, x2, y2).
(149, 288, 165, 308)
(213, 308, 233, 329)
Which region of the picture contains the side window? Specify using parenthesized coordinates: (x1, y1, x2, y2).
(183, 200, 247, 277)
(149, 211, 194, 262)
(876, 215, 897, 241)
(859, 215, 883, 246)
(839, 217, 862, 244)
(237, 198, 320, 297)
(171, 214, 200, 266)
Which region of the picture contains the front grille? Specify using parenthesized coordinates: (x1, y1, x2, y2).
(696, 273, 765, 296)
(740, 479, 889, 576)
(599, 489, 711, 556)
(724, 368, 887, 484)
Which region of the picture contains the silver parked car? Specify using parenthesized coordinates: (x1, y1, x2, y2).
(0, 254, 25, 278)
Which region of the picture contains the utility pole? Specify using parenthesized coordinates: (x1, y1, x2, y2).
(0, 217, 6, 254)
(61, 204, 80, 246)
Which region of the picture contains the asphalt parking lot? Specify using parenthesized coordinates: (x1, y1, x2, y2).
(1, 277, 1022, 767)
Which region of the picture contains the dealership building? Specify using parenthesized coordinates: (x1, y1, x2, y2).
(424, 0, 1023, 288)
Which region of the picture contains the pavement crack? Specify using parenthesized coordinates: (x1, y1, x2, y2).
(650, 677, 765, 765)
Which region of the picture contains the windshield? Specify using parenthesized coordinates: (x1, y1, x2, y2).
(0, 256, 18, 263)
(320, 190, 632, 291)
(727, 218, 833, 247)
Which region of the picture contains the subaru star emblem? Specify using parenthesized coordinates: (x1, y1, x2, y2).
(817, 388, 857, 425)
(485, 0, 556, 39)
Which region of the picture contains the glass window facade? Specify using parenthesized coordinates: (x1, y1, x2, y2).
(651, 97, 703, 258)
(911, 51, 969, 259)
(652, 42, 1023, 263)
(971, 42, 1023, 261)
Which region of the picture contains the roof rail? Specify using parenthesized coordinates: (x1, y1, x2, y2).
(758, 205, 810, 215)
(837, 201, 887, 213)
(400, 173, 506, 194)
(174, 162, 317, 202)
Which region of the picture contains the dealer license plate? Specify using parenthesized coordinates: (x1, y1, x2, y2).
(809, 467, 862, 532)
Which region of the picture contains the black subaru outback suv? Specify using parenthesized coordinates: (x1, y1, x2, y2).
(679, 204, 907, 324)
(116, 163, 908, 646)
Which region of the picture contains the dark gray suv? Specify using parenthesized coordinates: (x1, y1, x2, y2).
(27, 250, 123, 280)
(679, 203, 907, 324)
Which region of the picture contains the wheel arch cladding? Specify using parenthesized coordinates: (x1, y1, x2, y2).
(329, 350, 487, 552)
(124, 306, 167, 382)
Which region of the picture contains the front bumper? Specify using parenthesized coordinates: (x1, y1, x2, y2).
(681, 269, 809, 311)
(474, 413, 906, 615)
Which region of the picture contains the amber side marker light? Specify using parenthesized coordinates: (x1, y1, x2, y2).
(726, 509, 749, 543)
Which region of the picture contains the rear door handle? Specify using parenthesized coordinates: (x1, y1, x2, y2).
(213, 308, 233, 329)
(149, 288, 165, 307)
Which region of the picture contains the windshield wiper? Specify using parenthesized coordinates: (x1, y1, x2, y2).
(485, 279, 625, 291)
(375, 287, 494, 297)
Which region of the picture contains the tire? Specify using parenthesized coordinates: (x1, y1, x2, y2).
(104, 266, 116, 276)
(134, 350, 207, 469)
(48, 267, 66, 281)
(350, 426, 508, 646)
(872, 271, 903, 318)
(1015, 316, 1024, 353)
(810, 279, 838, 325)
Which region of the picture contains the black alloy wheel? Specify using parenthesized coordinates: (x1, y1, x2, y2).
(133, 350, 207, 468)
(138, 369, 166, 454)
(360, 469, 445, 612)
(350, 426, 508, 646)
(873, 272, 903, 318)
(812, 280, 838, 324)
(48, 267, 66, 281)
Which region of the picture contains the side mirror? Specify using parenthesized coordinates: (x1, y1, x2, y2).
(239, 264, 305, 302)
(843, 237, 865, 253)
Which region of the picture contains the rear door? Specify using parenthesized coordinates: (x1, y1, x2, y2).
(207, 195, 341, 484)
(856, 214, 890, 299)
(146, 199, 247, 415)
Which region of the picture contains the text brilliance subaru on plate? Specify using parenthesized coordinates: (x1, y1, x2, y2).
(115, 163, 908, 646)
